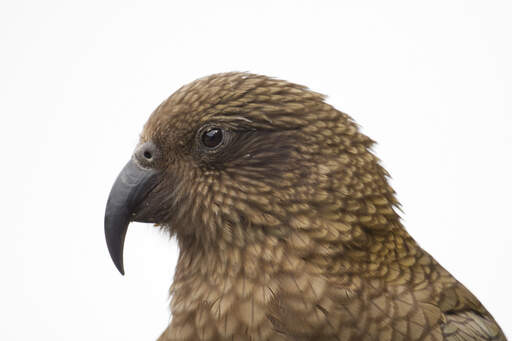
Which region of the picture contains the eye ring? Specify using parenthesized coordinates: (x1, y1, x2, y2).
(201, 127, 224, 149)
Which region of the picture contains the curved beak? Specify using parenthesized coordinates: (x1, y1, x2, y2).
(104, 159, 160, 275)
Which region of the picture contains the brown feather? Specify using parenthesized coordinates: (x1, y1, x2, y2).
(132, 72, 506, 340)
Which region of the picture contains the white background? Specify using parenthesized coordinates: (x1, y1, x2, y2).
(1, 1, 510, 340)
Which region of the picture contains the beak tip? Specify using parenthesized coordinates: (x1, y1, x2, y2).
(114, 254, 125, 275)
(110, 249, 125, 275)
(105, 212, 128, 277)
(107, 243, 126, 276)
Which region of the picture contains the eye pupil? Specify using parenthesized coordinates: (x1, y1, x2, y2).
(202, 128, 223, 148)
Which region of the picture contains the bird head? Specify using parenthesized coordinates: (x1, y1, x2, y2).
(104, 72, 398, 275)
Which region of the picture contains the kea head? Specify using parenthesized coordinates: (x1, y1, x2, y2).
(105, 72, 399, 274)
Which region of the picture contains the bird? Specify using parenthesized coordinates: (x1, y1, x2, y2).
(104, 72, 506, 341)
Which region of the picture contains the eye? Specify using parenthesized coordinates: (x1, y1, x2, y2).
(201, 128, 224, 148)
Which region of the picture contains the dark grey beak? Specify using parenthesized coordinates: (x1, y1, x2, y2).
(104, 159, 160, 275)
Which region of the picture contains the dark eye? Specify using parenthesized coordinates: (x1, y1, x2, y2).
(201, 128, 223, 148)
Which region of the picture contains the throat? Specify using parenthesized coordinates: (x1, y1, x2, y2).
(168, 237, 282, 339)
(173, 232, 284, 287)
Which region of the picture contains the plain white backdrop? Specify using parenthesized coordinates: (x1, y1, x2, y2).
(1, 1, 510, 340)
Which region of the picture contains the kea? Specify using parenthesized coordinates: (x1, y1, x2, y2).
(104, 72, 506, 341)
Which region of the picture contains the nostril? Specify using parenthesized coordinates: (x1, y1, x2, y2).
(143, 150, 152, 160)
(137, 141, 158, 163)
